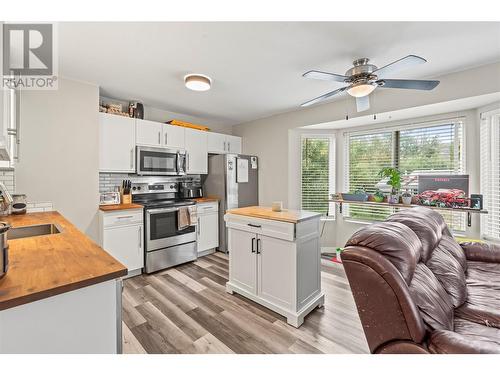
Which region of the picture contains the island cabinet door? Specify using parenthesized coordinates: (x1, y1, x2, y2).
(257, 234, 294, 310)
(228, 228, 257, 294)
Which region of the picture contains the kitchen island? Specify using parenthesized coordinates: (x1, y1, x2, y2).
(0, 211, 127, 354)
(224, 206, 324, 327)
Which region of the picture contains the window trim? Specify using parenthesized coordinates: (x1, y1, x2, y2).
(300, 133, 336, 219)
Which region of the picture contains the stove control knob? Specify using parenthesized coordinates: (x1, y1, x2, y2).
(170, 184, 175, 189)
(132, 186, 136, 191)
(137, 186, 141, 190)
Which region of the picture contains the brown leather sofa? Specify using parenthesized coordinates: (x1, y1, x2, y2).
(342, 206, 500, 354)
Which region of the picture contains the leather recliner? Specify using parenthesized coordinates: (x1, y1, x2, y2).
(342, 206, 500, 354)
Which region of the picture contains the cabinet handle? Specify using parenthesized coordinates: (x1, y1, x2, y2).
(251, 237, 256, 253)
(228, 142, 230, 152)
(158, 131, 161, 144)
(164, 132, 168, 145)
(187, 153, 190, 171)
(247, 223, 261, 228)
(138, 226, 142, 250)
(223, 141, 226, 151)
(257, 238, 261, 254)
(117, 215, 133, 220)
(197, 218, 200, 235)
(130, 148, 134, 169)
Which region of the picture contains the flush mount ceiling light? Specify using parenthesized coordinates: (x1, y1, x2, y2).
(184, 74, 212, 91)
(346, 82, 376, 98)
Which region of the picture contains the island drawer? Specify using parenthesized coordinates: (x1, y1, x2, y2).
(224, 213, 294, 241)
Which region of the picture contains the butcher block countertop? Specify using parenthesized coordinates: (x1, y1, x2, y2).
(226, 206, 321, 223)
(0, 211, 127, 311)
(193, 197, 219, 203)
(99, 203, 143, 211)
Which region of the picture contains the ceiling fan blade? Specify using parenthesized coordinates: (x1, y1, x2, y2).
(356, 95, 370, 112)
(373, 55, 426, 78)
(300, 86, 348, 107)
(303, 70, 347, 83)
(377, 79, 440, 90)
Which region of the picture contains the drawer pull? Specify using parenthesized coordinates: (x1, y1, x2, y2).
(117, 215, 133, 219)
(247, 223, 261, 228)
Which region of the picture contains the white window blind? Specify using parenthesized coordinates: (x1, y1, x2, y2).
(480, 109, 500, 240)
(301, 136, 335, 216)
(344, 120, 465, 230)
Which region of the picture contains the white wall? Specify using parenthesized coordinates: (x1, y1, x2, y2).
(16, 78, 100, 240)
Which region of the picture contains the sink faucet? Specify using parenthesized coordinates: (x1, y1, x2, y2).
(0, 182, 13, 213)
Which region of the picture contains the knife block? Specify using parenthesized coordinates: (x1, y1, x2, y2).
(120, 190, 132, 205)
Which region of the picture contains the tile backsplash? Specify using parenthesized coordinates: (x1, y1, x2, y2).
(99, 173, 201, 193)
(0, 168, 15, 194)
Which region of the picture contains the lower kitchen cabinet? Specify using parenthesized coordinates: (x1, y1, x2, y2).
(224, 212, 324, 327)
(196, 201, 219, 256)
(99, 208, 144, 277)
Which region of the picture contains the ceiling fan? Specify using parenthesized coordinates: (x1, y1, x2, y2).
(301, 55, 440, 112)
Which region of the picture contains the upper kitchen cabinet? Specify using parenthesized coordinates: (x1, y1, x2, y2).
(226, 135, 242, 154)
(207, 132, 242, 154)
(163, 123, 185, 149)
(99, 113, 136, 172)
(185, 128, 208, 174)
(136, 119, 162, 147)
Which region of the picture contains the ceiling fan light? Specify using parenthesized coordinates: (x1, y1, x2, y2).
(184, 74, 211, 91)
(347, 83, 375, 98)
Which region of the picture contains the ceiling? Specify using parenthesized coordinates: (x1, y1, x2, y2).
(58, 22, 500, 126)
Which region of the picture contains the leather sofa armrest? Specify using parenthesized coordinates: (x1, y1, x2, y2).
(460, 242, 500, 263)
(428, 330, 500, 354)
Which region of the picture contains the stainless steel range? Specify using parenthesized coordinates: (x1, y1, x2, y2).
(132, 181, 197, 273)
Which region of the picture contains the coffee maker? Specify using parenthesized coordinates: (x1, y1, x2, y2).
(179, 181, 203, 199)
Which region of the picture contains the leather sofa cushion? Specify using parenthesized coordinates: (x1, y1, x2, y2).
(426, 242, 467, 307)
(386, 208, 442, 263)
(454, 318, 500, 346)
(429, 329, 500, 354)
(439, 235, 467, 271)
(345, 221, 422, 284)
(454, 261, 500, 328)
(461, 242, 500, 263)
(409, 263, 454, 331)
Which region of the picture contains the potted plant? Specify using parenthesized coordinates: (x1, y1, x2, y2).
(402, 189, 412, 205)
(378, 167, 401, 204)
(372, 190, 385, 203)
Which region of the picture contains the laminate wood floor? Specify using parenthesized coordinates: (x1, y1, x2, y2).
(122, 253, 369, 354)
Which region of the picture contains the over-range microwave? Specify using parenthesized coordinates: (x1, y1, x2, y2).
(136, 146, 186, 176)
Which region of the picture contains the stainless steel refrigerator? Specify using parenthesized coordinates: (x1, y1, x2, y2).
(202, 154, 259, 253)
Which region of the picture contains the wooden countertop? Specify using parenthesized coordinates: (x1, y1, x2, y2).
(99, 203, 143, 211)
(226, 206, 322, 223)
(193, 197, 219, 203)
(0, 211, 127, 311)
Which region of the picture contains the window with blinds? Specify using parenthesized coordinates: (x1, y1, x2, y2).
(301, 136, 335, 216)
(345, 120, 466, 230)
(480, 109, 500, 240)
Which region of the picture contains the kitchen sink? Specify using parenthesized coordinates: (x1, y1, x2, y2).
(8, 223, 62, 240)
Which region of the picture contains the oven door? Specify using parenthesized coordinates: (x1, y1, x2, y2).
(137, 146, 184, 176)
(146, 207, 196, 251)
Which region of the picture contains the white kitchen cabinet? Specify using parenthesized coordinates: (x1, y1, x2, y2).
(163, 123, 185, 149)
(99, 113, 136, 172)
(99, 209, 144, 277)
(185, 128, 208, 174)
(196, 201, 219, 256)
(225, 211, 324, 327)
(136, 119, 162, 147)
(207, 132, 242, 154)
(226, 135, 242, 154)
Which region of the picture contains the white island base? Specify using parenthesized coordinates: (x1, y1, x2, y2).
(224, 207, 324, 328)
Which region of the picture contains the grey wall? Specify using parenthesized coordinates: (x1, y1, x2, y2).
(16, 78, 101, 240)
(233, 62, 500, 208)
